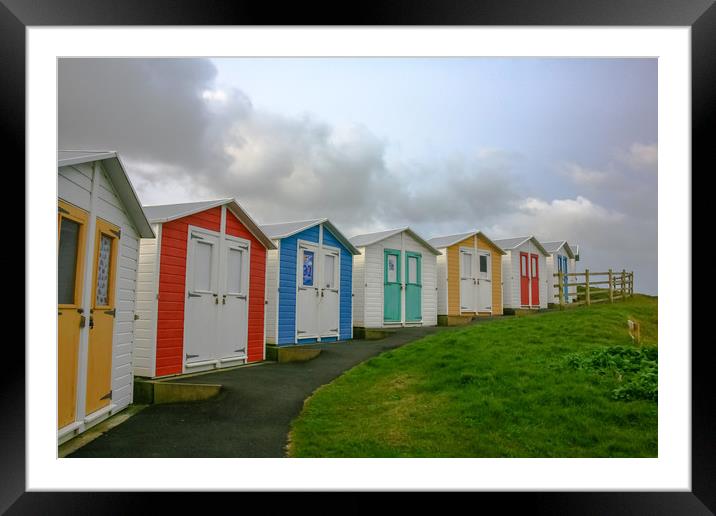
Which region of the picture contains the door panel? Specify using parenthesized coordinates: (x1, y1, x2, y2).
(319, 248, 340, 336)
(57, 201, 88, 429)
(519, 252, 530, 306)
(530, 253, 540, 306)
(297, 243, 320, 339)
(460, 249, 475, 312)
(405, 252, 422, 321)
(184, 229, 220, 365)
(561, 256, 569, 300)
(477, 250, 492, 311)
(219, 238, 249, 359)
(383, 249, 401, 322)
(86, 218, 120, 415)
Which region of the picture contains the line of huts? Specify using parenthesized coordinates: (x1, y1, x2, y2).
(57, 151, 580, 442)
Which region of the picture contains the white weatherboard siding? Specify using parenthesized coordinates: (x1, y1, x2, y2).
(546, 254, 556, 303)
(436, 251, 448, 315)
(95, 163, 140, 410)
(58, 161, 142, 441)
(351, 252, 366, 327)
(501, 241, 548, 309)
(264, 246, 280, 344)
(135, 223, 161, 377)
(356, 231, 437, 328)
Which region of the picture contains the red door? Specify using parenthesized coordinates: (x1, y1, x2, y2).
(519, 252, 530, 306)
(530, 253, 539, 306)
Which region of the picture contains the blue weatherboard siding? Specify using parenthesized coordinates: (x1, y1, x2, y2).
(275, 223, 353, 345)
(322, 225, 353, 341)
(277, 225, 319, 345)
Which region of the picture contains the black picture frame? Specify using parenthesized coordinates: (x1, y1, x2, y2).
(6, 0, 708, 512)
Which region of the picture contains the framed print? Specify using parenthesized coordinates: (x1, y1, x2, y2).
(6, 0, 711, 512)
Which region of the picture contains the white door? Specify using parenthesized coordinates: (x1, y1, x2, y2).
(296, 242, 320, 339)
(477, 250, 492, 311)
(184, 228, 220, 364)
(319, 247, 340, 337)
(460, 248, 476, 312)
(218, 236, 250, 359)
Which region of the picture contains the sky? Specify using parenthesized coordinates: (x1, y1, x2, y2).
(58, 57, 658, 294)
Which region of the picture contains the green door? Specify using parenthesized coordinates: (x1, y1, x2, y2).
(384, 249, 401, 322)
(405, 252, 422, 321)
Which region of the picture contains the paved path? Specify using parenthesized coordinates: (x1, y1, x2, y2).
(69, 325, 464, 457)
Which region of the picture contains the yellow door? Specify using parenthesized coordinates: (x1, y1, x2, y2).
(86, 218, 120, 416)
(58, 201, 88, 429)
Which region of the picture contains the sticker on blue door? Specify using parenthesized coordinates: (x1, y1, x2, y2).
(303, 250, 314, 286)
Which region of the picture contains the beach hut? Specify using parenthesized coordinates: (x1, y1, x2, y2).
(427, 231, 506, 325)
(261, 219, 360, 345)
(493, 236, 550, 310)
(133, 199, 275, 378)
(57, 150, 154, 442)
(350, 227, 441, 329)
(542, 240, 576, 304)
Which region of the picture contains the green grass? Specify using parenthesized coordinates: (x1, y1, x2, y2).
(288, 295, 658, 457)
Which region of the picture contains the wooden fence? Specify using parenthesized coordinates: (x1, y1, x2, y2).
(553, 269, 634, 308)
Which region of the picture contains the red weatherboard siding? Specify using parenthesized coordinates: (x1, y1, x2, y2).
(155, 207, 221, 376)
(154, 206, 267, 377)
(225, 210, 266, 363)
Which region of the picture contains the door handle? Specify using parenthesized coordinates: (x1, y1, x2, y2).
(89, 315, 94, 329)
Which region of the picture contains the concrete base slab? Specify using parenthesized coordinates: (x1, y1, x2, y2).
(266, 344, 322, 363)
(352, 327, 397, 340)
(437, 315, 474, 326)
(134, 378, 222, 405)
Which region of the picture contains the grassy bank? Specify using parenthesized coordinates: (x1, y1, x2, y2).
(288, 295, 658, 457)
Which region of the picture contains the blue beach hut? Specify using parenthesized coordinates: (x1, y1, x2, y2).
(260, 219, 360, 345)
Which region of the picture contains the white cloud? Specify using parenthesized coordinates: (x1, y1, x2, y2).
(619, 142, 657, 171)
(562, 163, 609, 186)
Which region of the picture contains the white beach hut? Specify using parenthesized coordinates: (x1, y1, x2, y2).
(493, 236, 550, 310)
(541, 240, 576, 304)
(350, 227, 440, 329)
(57, 150, 154, 443)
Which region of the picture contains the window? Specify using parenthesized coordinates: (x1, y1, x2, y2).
(227, 248, 243, 294)
(302, 250, 314, 286)
(521, 255, 528, 277)
(58, 218, 80, 305)
(408, 256, 418, 284)
(387, 254, 398, 283)
(479, 255, 488, 273)
(95, 234, 112, 306)
(324, 253, 336, 289)
(194, 240, 214, 292)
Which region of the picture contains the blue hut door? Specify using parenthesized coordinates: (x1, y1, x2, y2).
(405, 252, 422, 322)
(560, 255, 569, 301)
(318, 246, 340, 338)
(297, 242, 320, 339)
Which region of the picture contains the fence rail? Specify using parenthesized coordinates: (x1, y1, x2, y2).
(553, 268, 634, 309)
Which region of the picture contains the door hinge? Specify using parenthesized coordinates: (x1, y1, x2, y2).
(105, 309, 116, 316)
(100, 390, 112, 401)
(234, 349, 245, 353)
(188, 292, 201, 298)
(58, 206, 70, 215)
(190, 233, 204, 240)
(79, 315, 87, 328)
(330, 328, 338, 332)
(186, 353, 199, 360)
(111, 229, 121, 239)
(134, 314, 140, 320)
(297, 330, 306, 334)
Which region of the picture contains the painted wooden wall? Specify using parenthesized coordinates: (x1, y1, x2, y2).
(58, 161, 140, 425)
(271, 223, 353, 345)
(353, 231, 438, 328)
(501, 241, 548, 309)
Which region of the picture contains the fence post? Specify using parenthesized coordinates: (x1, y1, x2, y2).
(585, 269, 591, 306)
(558, 271, 565, 309)
(630, 271, 634, 296)
(608, 269, 614, 303)
(621, 269, 626, 299)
